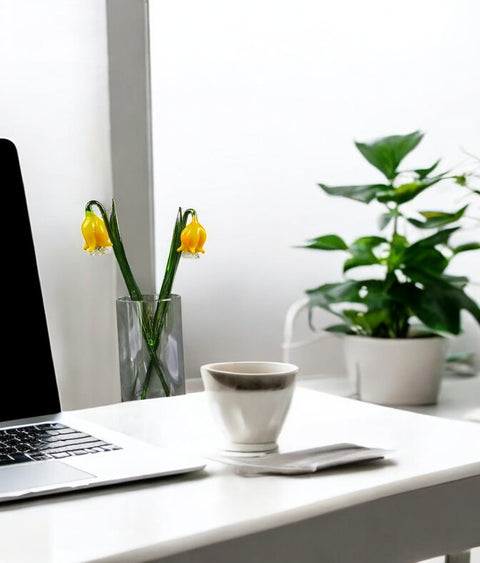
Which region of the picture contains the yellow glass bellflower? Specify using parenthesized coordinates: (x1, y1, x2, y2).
(177, 214, 207, 257)
(82, 202, 206, 298)
(81, 210, 113, 255)
(81, 200, 206, 398)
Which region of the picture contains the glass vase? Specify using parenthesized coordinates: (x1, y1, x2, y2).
(116, 294, 185, 401)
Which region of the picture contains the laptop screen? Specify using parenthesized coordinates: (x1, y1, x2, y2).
(1, 139, 61, 422)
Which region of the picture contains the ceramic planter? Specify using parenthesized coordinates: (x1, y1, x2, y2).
(343, 335, 446, 406)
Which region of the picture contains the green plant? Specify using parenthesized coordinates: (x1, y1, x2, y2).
(300, 130, 480, 338)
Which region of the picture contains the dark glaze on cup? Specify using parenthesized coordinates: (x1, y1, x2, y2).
(201, 362, 298, 391)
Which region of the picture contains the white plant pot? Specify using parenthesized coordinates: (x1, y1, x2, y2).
(343, 335, 446, 406)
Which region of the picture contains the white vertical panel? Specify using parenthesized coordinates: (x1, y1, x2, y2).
(106, 0, 156, 296)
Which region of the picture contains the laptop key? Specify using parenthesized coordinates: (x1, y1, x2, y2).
(9, 453, 31, 463)
(40, 441, 112, 456)
(29, 453, 52, 461)
(0, 423, 122, 464)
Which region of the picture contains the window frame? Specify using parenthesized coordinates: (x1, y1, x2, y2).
(105, 0, 155, 295)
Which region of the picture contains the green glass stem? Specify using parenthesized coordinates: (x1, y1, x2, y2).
(117, 294, 184, 401)
(140, 208, 195, 398)
(138, 302, 170, 398)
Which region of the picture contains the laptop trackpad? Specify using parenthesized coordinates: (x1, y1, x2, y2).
(0, 462, 94, 494)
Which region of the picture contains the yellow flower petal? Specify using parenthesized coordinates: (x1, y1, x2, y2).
(81, 210, 113, 254)
(93, 214, 112, 249)
(177, 215, 206, 255)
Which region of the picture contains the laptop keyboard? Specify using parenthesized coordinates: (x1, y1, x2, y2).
(0, 422, 121, 466)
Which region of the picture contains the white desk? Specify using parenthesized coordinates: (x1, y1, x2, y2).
(298, 372, 480, 421)
(1, 387, 480, 563)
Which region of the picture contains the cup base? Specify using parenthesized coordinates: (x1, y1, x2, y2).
(224, 441, 278, 454)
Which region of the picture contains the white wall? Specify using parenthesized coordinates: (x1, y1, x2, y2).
(1, 1, 477, 409)
(0, 1, 118, 408)
(149, 0, 480, 380)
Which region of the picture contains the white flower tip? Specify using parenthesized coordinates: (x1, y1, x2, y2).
(181, 251, 200, 259)
(91, 247, 112, 257)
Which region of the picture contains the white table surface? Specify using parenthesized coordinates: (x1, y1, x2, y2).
(1, 387, 480, 563)
(297, 372, 480, 421)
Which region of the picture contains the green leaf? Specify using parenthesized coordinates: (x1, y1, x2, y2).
(301, 234, 348, 251)
(408, 205, 468, 229)
(306, 280, 363, 307)
(446, 351, 475, 363)
(378, 207, 402, 230)
(411, 159, 442, 179)
(376, 174, 446, 205)
(343, 236, 386, 272)
(356, 236, 388, 246)
(378, 212, 393, 230)
(386, 233, 408, 270)
(378, 181, 423, 204)
(358, 279, 397, 309)
(354, 130, 424, 180)
(409, 227, 459, 249)
(403, 247, 449, 277)
(403, 231, 455, 277)
(452, 242, 480, 254)
(103, 199, 143, 301)
(307, 279, 390, 312)
(324, 324, 354, 334)
(405, 281, 480, 335)
(318, 183, 390, 203)
(343, 308, 392, 336)
(440, 274, 469, 288)
(307, 278, 414, 337)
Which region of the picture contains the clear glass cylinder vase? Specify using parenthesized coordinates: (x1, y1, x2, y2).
(116, 294, 185, 401)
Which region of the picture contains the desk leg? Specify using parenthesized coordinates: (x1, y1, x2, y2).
(445, 551, 471, 563)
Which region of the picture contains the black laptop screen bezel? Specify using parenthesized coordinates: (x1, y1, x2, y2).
(1, 139, 61, 422)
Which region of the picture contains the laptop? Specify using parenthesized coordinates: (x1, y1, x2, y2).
(0, 138, 206, 502)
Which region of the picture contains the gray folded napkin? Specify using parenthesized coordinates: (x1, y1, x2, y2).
(209, 443, 390, 475)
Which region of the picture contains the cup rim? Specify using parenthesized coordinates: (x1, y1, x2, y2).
(201, 361, 298, 377)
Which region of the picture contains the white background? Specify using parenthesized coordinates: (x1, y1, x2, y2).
(0, 1, 479, 409)
(150, 0, 480, 379)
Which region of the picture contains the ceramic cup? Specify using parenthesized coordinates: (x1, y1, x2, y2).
(200, 361, 298, 453)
